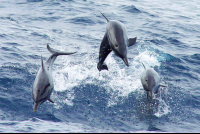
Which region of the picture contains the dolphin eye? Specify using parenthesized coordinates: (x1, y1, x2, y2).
(146, 79, 148, 82)
(115, 44, 118, 47)
(38, 89, 40, 92)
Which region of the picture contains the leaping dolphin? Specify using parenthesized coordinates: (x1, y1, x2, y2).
(97, 13, 137, 71)
(140, 63, 167, 100)
(32, 44, 77, 112)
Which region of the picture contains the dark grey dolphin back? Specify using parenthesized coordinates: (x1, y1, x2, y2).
(97, 33, 112, 71)
(32, 44, 77, 112)
(140, 63, 167, 100)
(98, 12, 137, 70)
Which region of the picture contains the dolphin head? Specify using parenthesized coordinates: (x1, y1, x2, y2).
(32, 56, 52, 112)
(107, 21, 129, 66)
(113, 40, 129, 67)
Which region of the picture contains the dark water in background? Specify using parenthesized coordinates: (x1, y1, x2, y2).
(0, 0, 200, 132)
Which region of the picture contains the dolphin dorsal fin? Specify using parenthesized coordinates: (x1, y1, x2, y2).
(41, 55, 45, 71)
(141, 62, 146, 70)
(101, 12, 109, 22)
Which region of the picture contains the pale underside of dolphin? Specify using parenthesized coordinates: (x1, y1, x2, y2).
(97, 13, 137, 71)
(32, 44, 77, 112)
(140, 62, 167, 100)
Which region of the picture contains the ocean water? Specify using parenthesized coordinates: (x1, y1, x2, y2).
(0, 0, 200, 132)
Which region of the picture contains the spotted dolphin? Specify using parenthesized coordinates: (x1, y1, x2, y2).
(97, 13, 137, 71)
(140, 63, 167, 99)
(32, 44, 76, 112)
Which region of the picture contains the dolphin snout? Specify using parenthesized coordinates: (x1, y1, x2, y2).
(147, 90, 154, 99)
(122, 57, 129, 67)
(33, 102, 41, 112)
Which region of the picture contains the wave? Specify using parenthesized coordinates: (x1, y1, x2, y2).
(0, 38, 190, 132)
(0, 16, 19, 23)
(121, 4, 158, 18)
(31, 32, 50, 40)
(167, 37, 184, 46)
(1, 0, 200, 132)
(26, 0, 44, 2)
(0, 118, 126, 133)
(123, 5, 142, 14)
(67, 16, 96, 26)
(28, 16, 62, 22)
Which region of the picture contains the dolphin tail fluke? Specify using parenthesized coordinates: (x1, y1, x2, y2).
(47, 44, 77, 57)
(100, 12, 109, 22)
(128, 37, 137, 47)
(97, 62, 108, 71)
(45, 44, 77, 70)
(101, 63, 108, 70)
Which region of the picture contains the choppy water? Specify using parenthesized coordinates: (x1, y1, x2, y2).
(0, 0, 200, 132)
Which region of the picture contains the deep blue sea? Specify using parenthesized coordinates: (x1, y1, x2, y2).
(0, 0, 200, 132)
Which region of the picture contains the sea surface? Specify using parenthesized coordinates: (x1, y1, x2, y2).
(0, 0, 200, 132)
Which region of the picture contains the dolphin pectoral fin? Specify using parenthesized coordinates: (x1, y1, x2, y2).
(159, 83, 167, 87)
(48, 98, 54, 103)
(154, 87, 159, 94)
(128, 37, 137, 47)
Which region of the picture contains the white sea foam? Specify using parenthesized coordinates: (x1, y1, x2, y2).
(52, 45, 162, 108)
(154, 88, 171, 117)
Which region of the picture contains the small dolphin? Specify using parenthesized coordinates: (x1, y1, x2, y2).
(140, 63, 167, 100)
(97, 13, 137, 71)
(32, 44, 76, 112)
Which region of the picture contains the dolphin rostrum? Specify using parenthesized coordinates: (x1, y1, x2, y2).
(32, 44, 76, 112)
(140, 62, 167, 100)
(97, 13, 137, 71)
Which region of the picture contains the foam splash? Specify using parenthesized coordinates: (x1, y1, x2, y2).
(154, 98, 171, 117)
(52, 47, 161, 107)
(154, 88, 171, 117)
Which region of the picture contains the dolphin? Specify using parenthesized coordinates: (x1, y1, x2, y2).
(32, 44, 76, 112)
(97, 13, 137, 71)
(140, 63, 167, 100)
